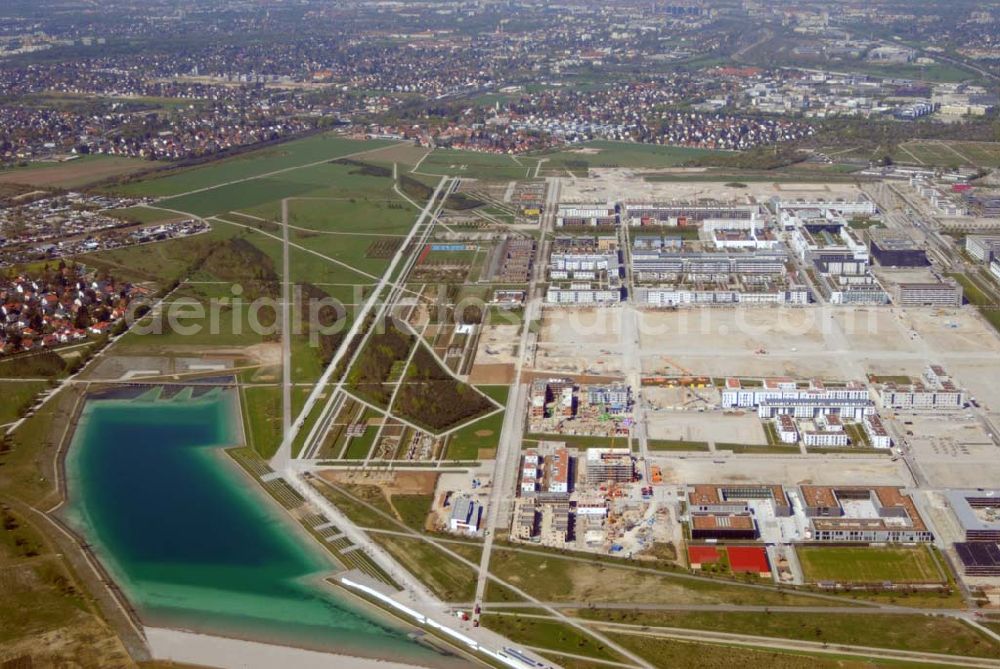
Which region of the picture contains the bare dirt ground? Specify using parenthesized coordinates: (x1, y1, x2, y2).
(904, 415, 1000, 488)
(0, 619, 135, 668)
(474, 323, 520, 365)
(644, 385, 720, 410)
(658, 458, 912, 488)
(0, 158, 148, 189)
(468, 363, 515, 384)
(362, 143, 429, 168)
(558, 173, 867, 203)
(246, 342, 283, 367)
(534, 308, 627, 376)
(533, 346, 624, 376)
(539, 307, 624, 346)
(904, 307, 1000, 355)
(634, 306, 1000, 384)
(647, 410, 767, 445)
(317, 469, 439, 495)
(84, 343, 279, 382)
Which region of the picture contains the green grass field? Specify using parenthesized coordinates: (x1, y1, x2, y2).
(949, 272, 1000, 334)
(604, 629, 964, 669)
(828, 60, 973, 84)
(111, 134, 394, 198)
(716, 443, 800, 454)
(486, 546, 844, 608)
(115, 282, 271, 349)
(241, 385, 282, 458)
(0, 380, 50, 425)
(158, 157, 410, 218)
(797, 546, 943, 584)
(104, 205, 191, 225)
(647, 439, 711, 452)
(76, 221, 240, 283)
(895, 140, 1000, 169)
(343, 413, 380, 460)
(444, 385, 509, 460)
(586, 609, 1000, 660)
(481, 615, 623, 664)
(536, 140, 727, 175)
(372, 534, 480, 602)
(389, 494, 434, 532)
(414, 149, 540, 180)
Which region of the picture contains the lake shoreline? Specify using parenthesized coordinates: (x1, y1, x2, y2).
(145, 627, 430, 669)
(57, 383, 458, 668)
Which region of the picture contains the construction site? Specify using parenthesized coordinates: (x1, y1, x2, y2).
(526, 378, 634, 438)
(511, 441, 678, 558)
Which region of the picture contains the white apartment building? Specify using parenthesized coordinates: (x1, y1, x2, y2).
(556, 204, 618, 227)
(863, 414, 892, 449)
(635, 287, 810, 306)
(877, 365, 966, 411)
(723, 377, 875, 421)
(892, 281, 963, 308)
(545, 286, 622, 304)
(776, 414, 799, 443)
(622, 201, 760, 227)
(966, 235, 1000, 263)
(549, 252, 618, 273)
(775, 197, 876, 216)
(803, 430, 849, 447)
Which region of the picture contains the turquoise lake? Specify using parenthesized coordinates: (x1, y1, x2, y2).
(61, 388, 456, 665)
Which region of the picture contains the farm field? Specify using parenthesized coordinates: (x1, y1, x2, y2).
(155, 156, 412, 218)
(109, 134, 396, 198)
(0, 155, 149, 189)
(797, 546, 944, 584)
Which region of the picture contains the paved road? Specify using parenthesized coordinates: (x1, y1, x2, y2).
(618, 222, 650, 476)
(476, 601, 967, 615)
(281, 198, 292, 437)
(472, 381, 527, 604)
(472, 178, 559, 611)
